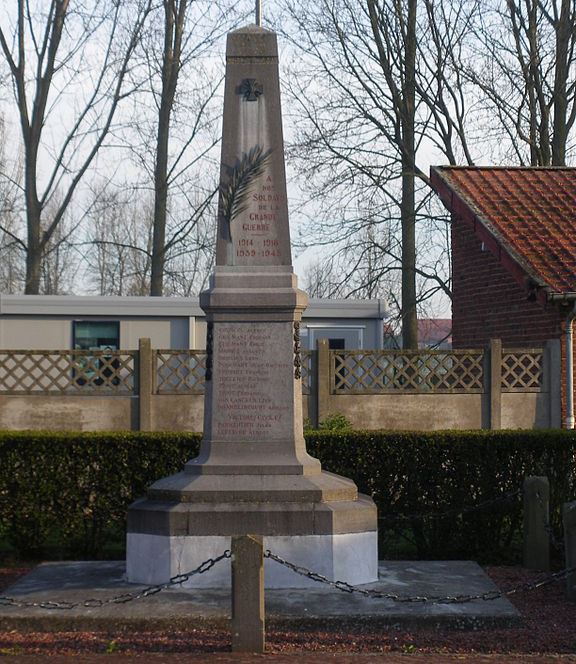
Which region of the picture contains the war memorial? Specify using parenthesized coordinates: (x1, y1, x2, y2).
(126, 22, 379, 589)
(0, 16, 526, 655)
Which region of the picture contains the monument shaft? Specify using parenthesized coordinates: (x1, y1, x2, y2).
(195, 25, 315, 475)
(216, 27, 291, 268)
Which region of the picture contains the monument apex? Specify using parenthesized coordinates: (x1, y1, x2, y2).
(216, 26, 292, 269)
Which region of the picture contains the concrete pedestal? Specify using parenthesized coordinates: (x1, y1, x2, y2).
(127, 531, 378, 588)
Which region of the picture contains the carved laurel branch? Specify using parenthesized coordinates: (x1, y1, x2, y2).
(220, 145, 272, 229)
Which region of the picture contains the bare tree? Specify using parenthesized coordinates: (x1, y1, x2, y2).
(282, 0, 473, 347)
(0, 0, 153, 294)
(162, 193, 216, 296)
(0, 115, 25, 292)
(465, 0, 576, 165)
(282, 0, 576, 350)
(81, 181, 215, 297)
(150, 0, 189, 296)
(303, 259, 346, 299)
(39, 193, 78, 294)
(143, 0, 235, 295)
(81, 186, 153, 297)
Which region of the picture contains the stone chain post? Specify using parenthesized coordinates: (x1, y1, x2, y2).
(523, 476, 550, 571)
(231, 535, 265, 653)
(563, 501, 576, 601)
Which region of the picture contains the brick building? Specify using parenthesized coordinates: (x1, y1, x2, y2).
(430, 166, 576, 428)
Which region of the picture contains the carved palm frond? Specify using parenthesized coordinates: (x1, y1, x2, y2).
(220, 145, 273, 227)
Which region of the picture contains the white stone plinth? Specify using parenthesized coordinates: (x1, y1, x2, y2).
(126, 531, 378, 589)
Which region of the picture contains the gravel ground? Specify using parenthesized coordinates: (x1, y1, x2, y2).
(0, 655, 576, 664)
(0, 566, 575, 656)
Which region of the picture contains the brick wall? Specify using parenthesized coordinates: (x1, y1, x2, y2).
(452, 214, 571, 424)
(452, 215, 562, 347)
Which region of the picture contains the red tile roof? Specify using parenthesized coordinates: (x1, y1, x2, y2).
(430, 166, 576, 297)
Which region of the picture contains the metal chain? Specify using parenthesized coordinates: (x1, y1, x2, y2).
(378, 489, 522, 523)
(264, 550, 576, 604)
(1, 545, 572, 611)
(535, 490, 565, 553)
(0, 550, 231, 611)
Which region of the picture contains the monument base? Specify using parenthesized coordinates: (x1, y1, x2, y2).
(126, 470, 379, 588)
(126, 531, 378, 588)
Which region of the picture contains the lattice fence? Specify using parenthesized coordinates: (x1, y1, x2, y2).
(0, 350, 135, 394)
(0, 346, 546, 398)
(501, 350, 543, 391)
(156, 350, 207, 393)
(331, 350, 485, 393)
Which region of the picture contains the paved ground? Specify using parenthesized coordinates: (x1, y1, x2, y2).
(0, 560, 519, 632)
(1, 654, 576, 663)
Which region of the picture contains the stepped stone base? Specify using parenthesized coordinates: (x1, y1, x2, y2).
(126, 469, 378, 588)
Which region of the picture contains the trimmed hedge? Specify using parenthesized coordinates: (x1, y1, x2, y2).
(0, 431, 201, 559)
(0, 430, 575, 562)
(307, 430, 576, 562)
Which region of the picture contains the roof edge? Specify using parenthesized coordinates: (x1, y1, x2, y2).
(430, 166, 557, 303)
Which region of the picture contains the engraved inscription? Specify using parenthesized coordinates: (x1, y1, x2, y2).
(233, 175, 285, 264)
(212, 322, 292, 441)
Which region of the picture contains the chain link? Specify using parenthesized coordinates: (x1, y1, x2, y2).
(378, 489, 522, 524)
(0, 550, 231, 611)
(264, 550, 576, 604)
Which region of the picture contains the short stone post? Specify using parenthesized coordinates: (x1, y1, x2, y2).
(231, 535, 265, 653)
(563, 501, 576, 601)
(523, 476, 550, 571)
(138, 338, 153, 432)
(317, 338, 331, 427)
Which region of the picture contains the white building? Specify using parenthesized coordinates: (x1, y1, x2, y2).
(0, 295, 388, 351)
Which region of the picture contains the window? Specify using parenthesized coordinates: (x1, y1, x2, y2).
(73, 321, 120, 351)
(72, 321, 120, 386)
(307, 327, 364, 350)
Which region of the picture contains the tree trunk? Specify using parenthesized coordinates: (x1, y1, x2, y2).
(24, 138, 42, 294)
(552, 0, 571, 166)
(150, 0, 186, 296)
(24, 234, 42, 294)
(150, 120, 169, 295)
(401, 0, 418, 350)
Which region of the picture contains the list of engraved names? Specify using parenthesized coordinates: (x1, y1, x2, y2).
(212, 322, 292, 441)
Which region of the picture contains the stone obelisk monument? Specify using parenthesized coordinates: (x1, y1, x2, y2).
(126, 22, 378, 588)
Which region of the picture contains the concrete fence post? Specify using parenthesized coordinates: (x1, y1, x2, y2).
(317, 339, 331, 427)
(231, 534, 265, 653)
(544, 339, 562, 428)
(523, 476, 550, 571)
(563, 501, 576, 601)
(488, 338, 502, 430)
(138, 338, 153, 432)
